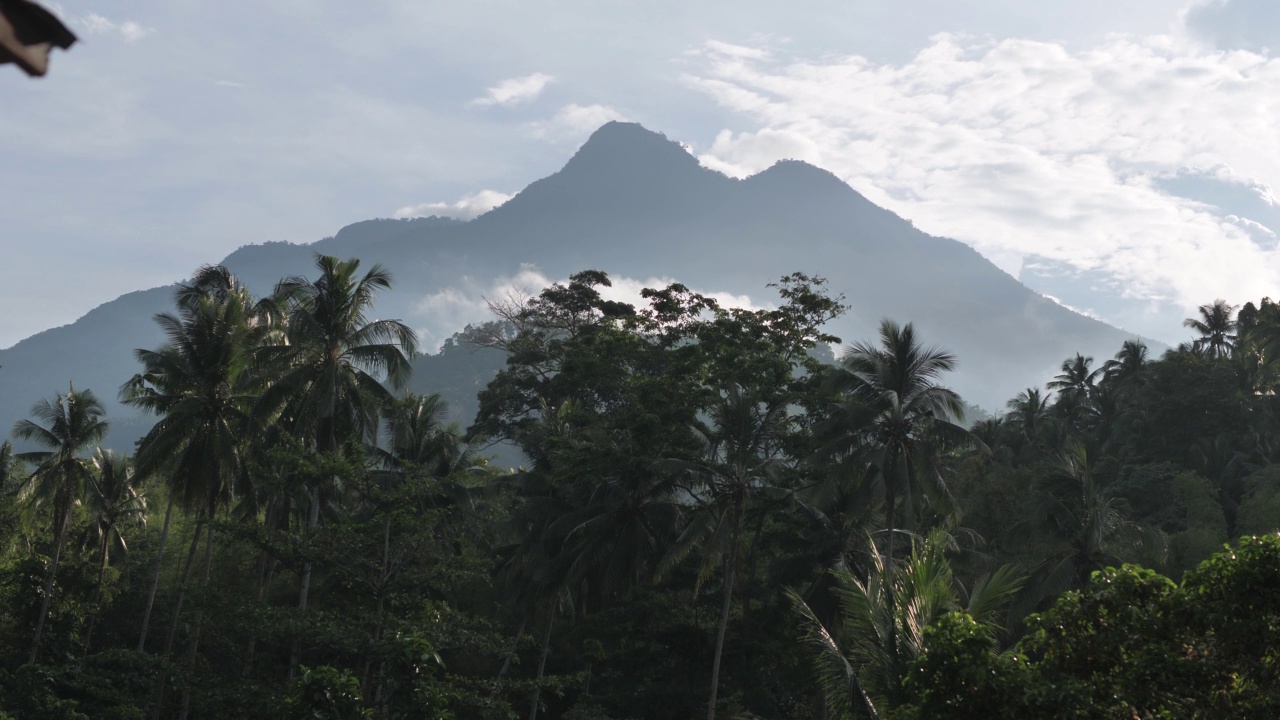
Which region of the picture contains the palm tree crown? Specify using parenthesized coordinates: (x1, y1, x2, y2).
(831, 319, 971, 538)
(262, 254, 419, 452)
(1184, 299, 1238, 359)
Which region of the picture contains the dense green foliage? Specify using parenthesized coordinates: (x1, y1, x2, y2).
(4, 261, 1280, 719)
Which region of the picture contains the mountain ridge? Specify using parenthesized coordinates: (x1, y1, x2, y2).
(0, 121, 1161, 450)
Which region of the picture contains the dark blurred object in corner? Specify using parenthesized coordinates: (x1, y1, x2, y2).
(0, 0, 76, 77)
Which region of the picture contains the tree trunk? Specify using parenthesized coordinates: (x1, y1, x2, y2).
(83, 528, 112, 654)
(161, 520, 206, 657)
(242, 547, 276, 678)
(497, 616, 528, 681)
(288, 484, 322, 682)
(707, 498, 743, 720)
(883, 489, 900, 696)
(150, 519, 205, 720)
(138, 493, 175, 651)
(177, 523, 216, 720)
(362, 509, 394, 698)
(30, 502, 74, 663)
(740, 507, 768, 649)
(527, 609, 555, 720)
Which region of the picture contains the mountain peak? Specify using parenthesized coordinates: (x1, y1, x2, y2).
(480, 122, 725, 224)
(563, 121, 704, 177)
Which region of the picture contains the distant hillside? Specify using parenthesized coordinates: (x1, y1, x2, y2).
(0, 122, 1159, 450)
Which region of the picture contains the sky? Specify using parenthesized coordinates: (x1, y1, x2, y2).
(2, 0, 1278, 349)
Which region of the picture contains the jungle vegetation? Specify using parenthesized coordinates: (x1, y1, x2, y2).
(4, 257, 1280, 719)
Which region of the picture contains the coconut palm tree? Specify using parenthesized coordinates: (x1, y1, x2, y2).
(122, 266, 269, 653)
(658, 384, 792, 720)
(813, 319, 975, 711)
(1101, 339, 1149, 390)
(81, 448, 146, 652)
(11, 385, 110, 662)
(1184, 299, 1238, 360)
(1020, 444, 1165, 595)
(823, 320, 972, 572)
(261, 253, 418, 453)
(122, 266, 278, 720)
(260, 253, 418, 678)
(789, 529, 1022, 717)
(361, 393, 479, 697)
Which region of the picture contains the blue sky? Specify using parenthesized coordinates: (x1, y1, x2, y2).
(2, 0, 1277, 348)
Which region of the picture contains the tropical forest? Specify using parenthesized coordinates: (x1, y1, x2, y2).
(5, 254, 1280, 720)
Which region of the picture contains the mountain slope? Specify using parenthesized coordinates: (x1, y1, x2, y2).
(0, 122, 1156, 448)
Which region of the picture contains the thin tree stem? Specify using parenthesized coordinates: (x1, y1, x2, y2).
(177, 523, 216, 720)
(528, 608, 555, 720)
(707, 497, 743, 720)
(84, 528, 111, 654)
(30, 502, 73, 663)
(138, 493, 175, 651)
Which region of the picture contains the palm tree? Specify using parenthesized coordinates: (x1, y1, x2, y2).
(1005, 388, 1053, 451)
(11, 385, 110, 662)
(81, 448, 146, 652)
(122, 266, 269, 653)
(658, 385, 792, 720)
(1184, 299, 1238, 359)
(1020, 444, 1165, 594)
(362, 393, 478, 698)
(814, 319, 974, 709)
(262, 253, 419, 453)
(260, 253, 418, 678)
(789, 529, 1022, 716)
(823, 320, 972, 572)
(1101, 340, 1149, 389)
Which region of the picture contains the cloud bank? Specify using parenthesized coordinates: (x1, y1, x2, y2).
(686, 31, 1280, 341)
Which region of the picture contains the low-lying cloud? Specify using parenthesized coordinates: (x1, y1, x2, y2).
(394, 189, 513, 220)
(411, 265, 762, 351)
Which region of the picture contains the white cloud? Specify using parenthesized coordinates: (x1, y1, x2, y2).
(528, 103, 628, 140)
(686, 34, 1280, 341)
(75, 13, 155, 42)
(698, 128, 824, 178)
(213, 80, 247, 88)
(393, 189, 513, 220)
(469, 72, 555, 107)
(410, 265, 761, 350)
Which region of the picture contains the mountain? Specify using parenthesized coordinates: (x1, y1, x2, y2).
(0, 122, 1158, 449)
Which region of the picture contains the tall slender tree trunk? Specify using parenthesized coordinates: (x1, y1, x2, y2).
(497, 617, 528, 681)
(288, 485, 321, 682)
(243, 497, 280, 678)
(740, 508, 768, 649)
(30, 503, 74, 663)
(362, 509, 393, 698)
(162, 520, 206, 657)
(883, 487, 901, 695)
(151, 519, 206, 720)
(527, 608, 555, 720)
(138, 494, 175, 651)
(707, 497, 743, 720)
(178, 523, 216, 720)
(84, 529, 112, 654)
(242, 546, 275, 678)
